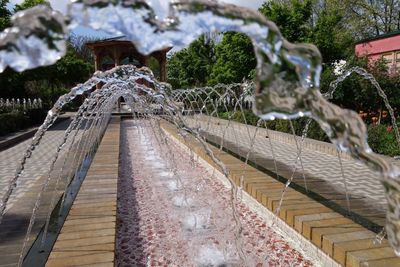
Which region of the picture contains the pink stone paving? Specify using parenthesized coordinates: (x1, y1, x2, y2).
(116, 119, 313, 267)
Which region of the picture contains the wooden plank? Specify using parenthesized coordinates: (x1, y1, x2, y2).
(302, 217, 353, 239)
(322, 230, 376, 256)
(332, 239, 389, 266)
(79, 263, 114, 267)
(347, 247, 398, 267)
(311, 224, 363, 248)
(270, 195, 315, 211)
(294, 213, 343, 234)
(46, 117, 120, 267)
(53, 236, 115, 250)
(63, 216, 116, 227)
(57, 228, 116, 241)
(362, 257, 400, 267)
(282, 205, 331, 226)
(51, 243, 115, 253)
(60, 222, 116, 234)
(46, 252, 115, 267)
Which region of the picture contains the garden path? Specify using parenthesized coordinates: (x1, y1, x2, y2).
(184, 115, 397, 227)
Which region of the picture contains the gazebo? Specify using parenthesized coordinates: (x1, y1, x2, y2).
(86, 36, 170, 82)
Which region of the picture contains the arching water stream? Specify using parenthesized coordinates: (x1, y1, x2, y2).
(0, 0, 399, 265)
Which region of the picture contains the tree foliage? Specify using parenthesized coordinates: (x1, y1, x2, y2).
(311, 8, 354, 63)
(343, 0, 400, 38)
(259, 0, 313, 43)
(260, 0, 354, 64)
(14, 0, 50, 12)
(209, 32, 256, 85)
(167, 32, 256, 88)
(0, 0, 10, 31)
(167, 35, 215, 88)
(0, 44, 93, 104)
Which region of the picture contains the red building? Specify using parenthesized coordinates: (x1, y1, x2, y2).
(355, 30, 400, 74)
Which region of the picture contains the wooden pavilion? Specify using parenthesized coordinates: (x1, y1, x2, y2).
(86, 36, 170, 82)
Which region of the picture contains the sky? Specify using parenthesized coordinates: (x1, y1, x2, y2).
(9, 0, 265, 14)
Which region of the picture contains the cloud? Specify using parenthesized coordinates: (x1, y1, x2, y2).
(49, 1, 68, 13)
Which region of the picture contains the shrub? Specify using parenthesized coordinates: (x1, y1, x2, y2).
(265, 118, 329, 142)
(26, 109, 47, 124)
(304, 120, 330, 142)
(367, 124, 400, 156)
(0, 112, 29, 136)
(217, 110, 259, 125)
(0, 109, 46, 136)
(275, 119, 291, 133)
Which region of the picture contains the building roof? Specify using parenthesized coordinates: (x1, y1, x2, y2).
(355, 30, 400, 45)
(86, 36, 172, 53)
(86, 35, 127, 45)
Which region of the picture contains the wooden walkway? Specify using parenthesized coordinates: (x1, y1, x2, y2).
(45, 117, 120, 267)
(160, 120, 400, 267)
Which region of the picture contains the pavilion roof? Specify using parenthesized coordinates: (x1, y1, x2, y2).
(86, 36, 172, 53)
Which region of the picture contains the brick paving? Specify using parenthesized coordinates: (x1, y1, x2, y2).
(0, 118, 86, 267)
(183, 115, 393, 227)
(0, 119, 76, 211)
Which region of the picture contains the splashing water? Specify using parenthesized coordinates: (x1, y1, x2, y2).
(0, 0, 400, 261)
(0, 5, 66, 72)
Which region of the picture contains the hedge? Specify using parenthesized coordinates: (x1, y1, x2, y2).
(367, 124, 400, 157)
(0, 109, 47, 136)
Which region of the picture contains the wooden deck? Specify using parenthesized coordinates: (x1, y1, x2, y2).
(160, 120, 400, 267)
(45, 117, 120, 267)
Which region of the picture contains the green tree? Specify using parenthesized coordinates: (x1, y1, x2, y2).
(209, 32, 256, 85)
(0, 0, 11, 31)
(343, 0, 400, 38)
(167, 35, 215, 88)
(259, 0, 313, 43)
(14, 0, 50, 12)
(311, 8, 354, 63)
(259, 0, 354, 63)
(53, 45, 94, 87)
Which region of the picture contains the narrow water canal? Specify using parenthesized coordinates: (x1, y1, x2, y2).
(116, 119, 312, 266)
